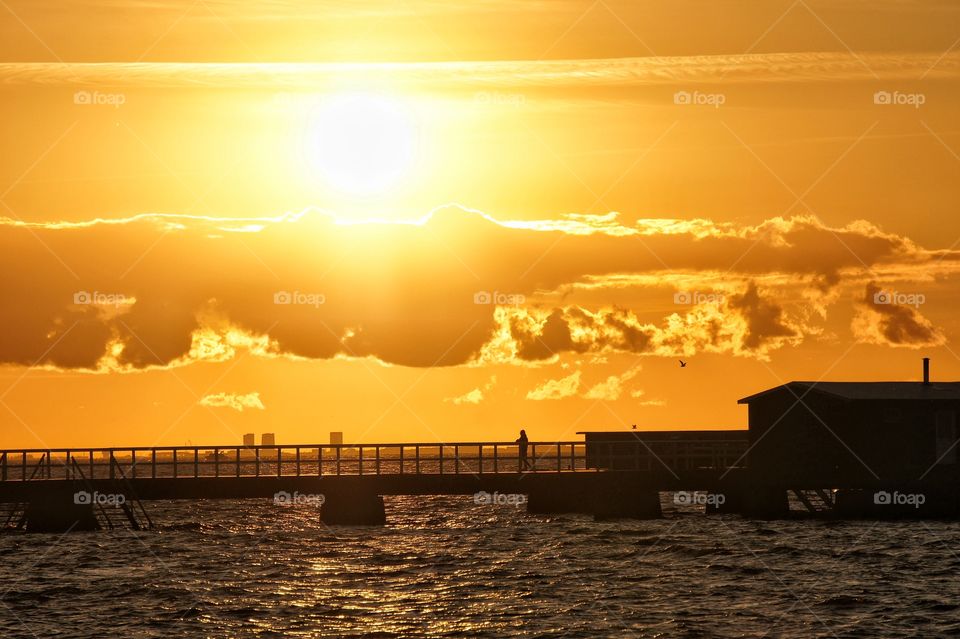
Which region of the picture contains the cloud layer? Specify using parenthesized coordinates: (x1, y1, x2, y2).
(2, 52, 959, 90)
(1, 205, 955, 372)
(199, 392, 265, 412)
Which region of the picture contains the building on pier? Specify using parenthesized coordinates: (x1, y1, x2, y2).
(738, 358, 960, 484)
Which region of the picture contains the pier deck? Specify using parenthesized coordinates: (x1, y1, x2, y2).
(0, 439, 750, 503)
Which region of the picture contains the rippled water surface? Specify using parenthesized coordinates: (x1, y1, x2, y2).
(2, 496, 960, 638)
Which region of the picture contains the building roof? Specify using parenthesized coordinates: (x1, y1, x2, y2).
(738, 382, 960, 404)
(577, 430, 746, 440)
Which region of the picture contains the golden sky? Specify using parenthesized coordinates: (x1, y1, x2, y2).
(2, 1, 960, 447)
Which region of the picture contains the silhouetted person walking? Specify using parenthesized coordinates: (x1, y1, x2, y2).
(516, 429, 531, 471)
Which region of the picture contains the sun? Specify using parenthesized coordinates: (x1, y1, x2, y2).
(305, 92, 418, 196)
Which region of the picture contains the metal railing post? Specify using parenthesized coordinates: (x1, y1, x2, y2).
(277, 448, 282, 478)
(194, 448, 199, 478)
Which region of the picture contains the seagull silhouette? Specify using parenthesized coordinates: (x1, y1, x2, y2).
(679, 360, 687, 368)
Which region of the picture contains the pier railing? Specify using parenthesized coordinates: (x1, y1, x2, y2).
(0, 439, 747, 482)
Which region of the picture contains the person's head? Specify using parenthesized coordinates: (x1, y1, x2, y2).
(520, 429, 526, 436)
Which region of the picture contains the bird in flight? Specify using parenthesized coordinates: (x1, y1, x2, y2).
(679, 360, 687, 368)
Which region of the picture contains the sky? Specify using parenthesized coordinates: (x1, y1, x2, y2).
(1, 0, 960, 447)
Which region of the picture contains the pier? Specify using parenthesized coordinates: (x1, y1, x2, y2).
(6, 365, 960, 531)
(0, 437, 753, 530)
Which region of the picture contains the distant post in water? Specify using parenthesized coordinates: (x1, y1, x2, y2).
(242, 433, 255, 448)
(261, 433, 275, 447)
(330, 432, 344, 445)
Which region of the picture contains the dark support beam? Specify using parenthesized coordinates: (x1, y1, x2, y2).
(592, 487, 662, 520)
(320, 491, 386, 525)
(24, 490, 100, 532)
(526, 484, 592, 514)
(706, 485, 788, 518)
(835, 487, 959, 519)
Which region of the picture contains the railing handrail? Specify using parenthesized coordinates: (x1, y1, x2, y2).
(0, 439, 746, 455)
(0, 439, 749, 483)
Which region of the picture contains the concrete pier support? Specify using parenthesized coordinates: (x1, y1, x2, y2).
(592, 487, 662, 520)
(526, 486, 592, 515)
(739, 487, 789, 518)
(704, 490, 739, 514)
(320, 491, 386, 525)
(835, 488, 959, 519)
(705, 486, 788, 518)
(24, 495, 100, 533)
(526, 481, 662, 519)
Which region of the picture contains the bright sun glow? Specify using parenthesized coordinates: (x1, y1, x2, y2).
(306, 92, 418, 195)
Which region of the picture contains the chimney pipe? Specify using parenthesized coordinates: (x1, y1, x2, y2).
(923, 357, 930, 385)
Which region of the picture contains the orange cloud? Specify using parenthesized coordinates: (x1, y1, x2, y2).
(0, 206, 953, 372)
(583, 364, 642, 400)
(526, 371, 581, 401)
(199, 392, 265, 412)
(4, 52, 958, 89)
(445, 375, 496, 405)
(852, 283, 945, 348)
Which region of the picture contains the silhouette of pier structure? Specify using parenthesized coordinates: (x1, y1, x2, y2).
(5, 360, 959, 530)
(0, 437, 751, 530)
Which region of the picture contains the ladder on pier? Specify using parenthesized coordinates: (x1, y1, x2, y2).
(70, 458, 153, 531)
(1, 453, 48, 532)
(0, 502, 26, 531)
(790, 489, 835, 513)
